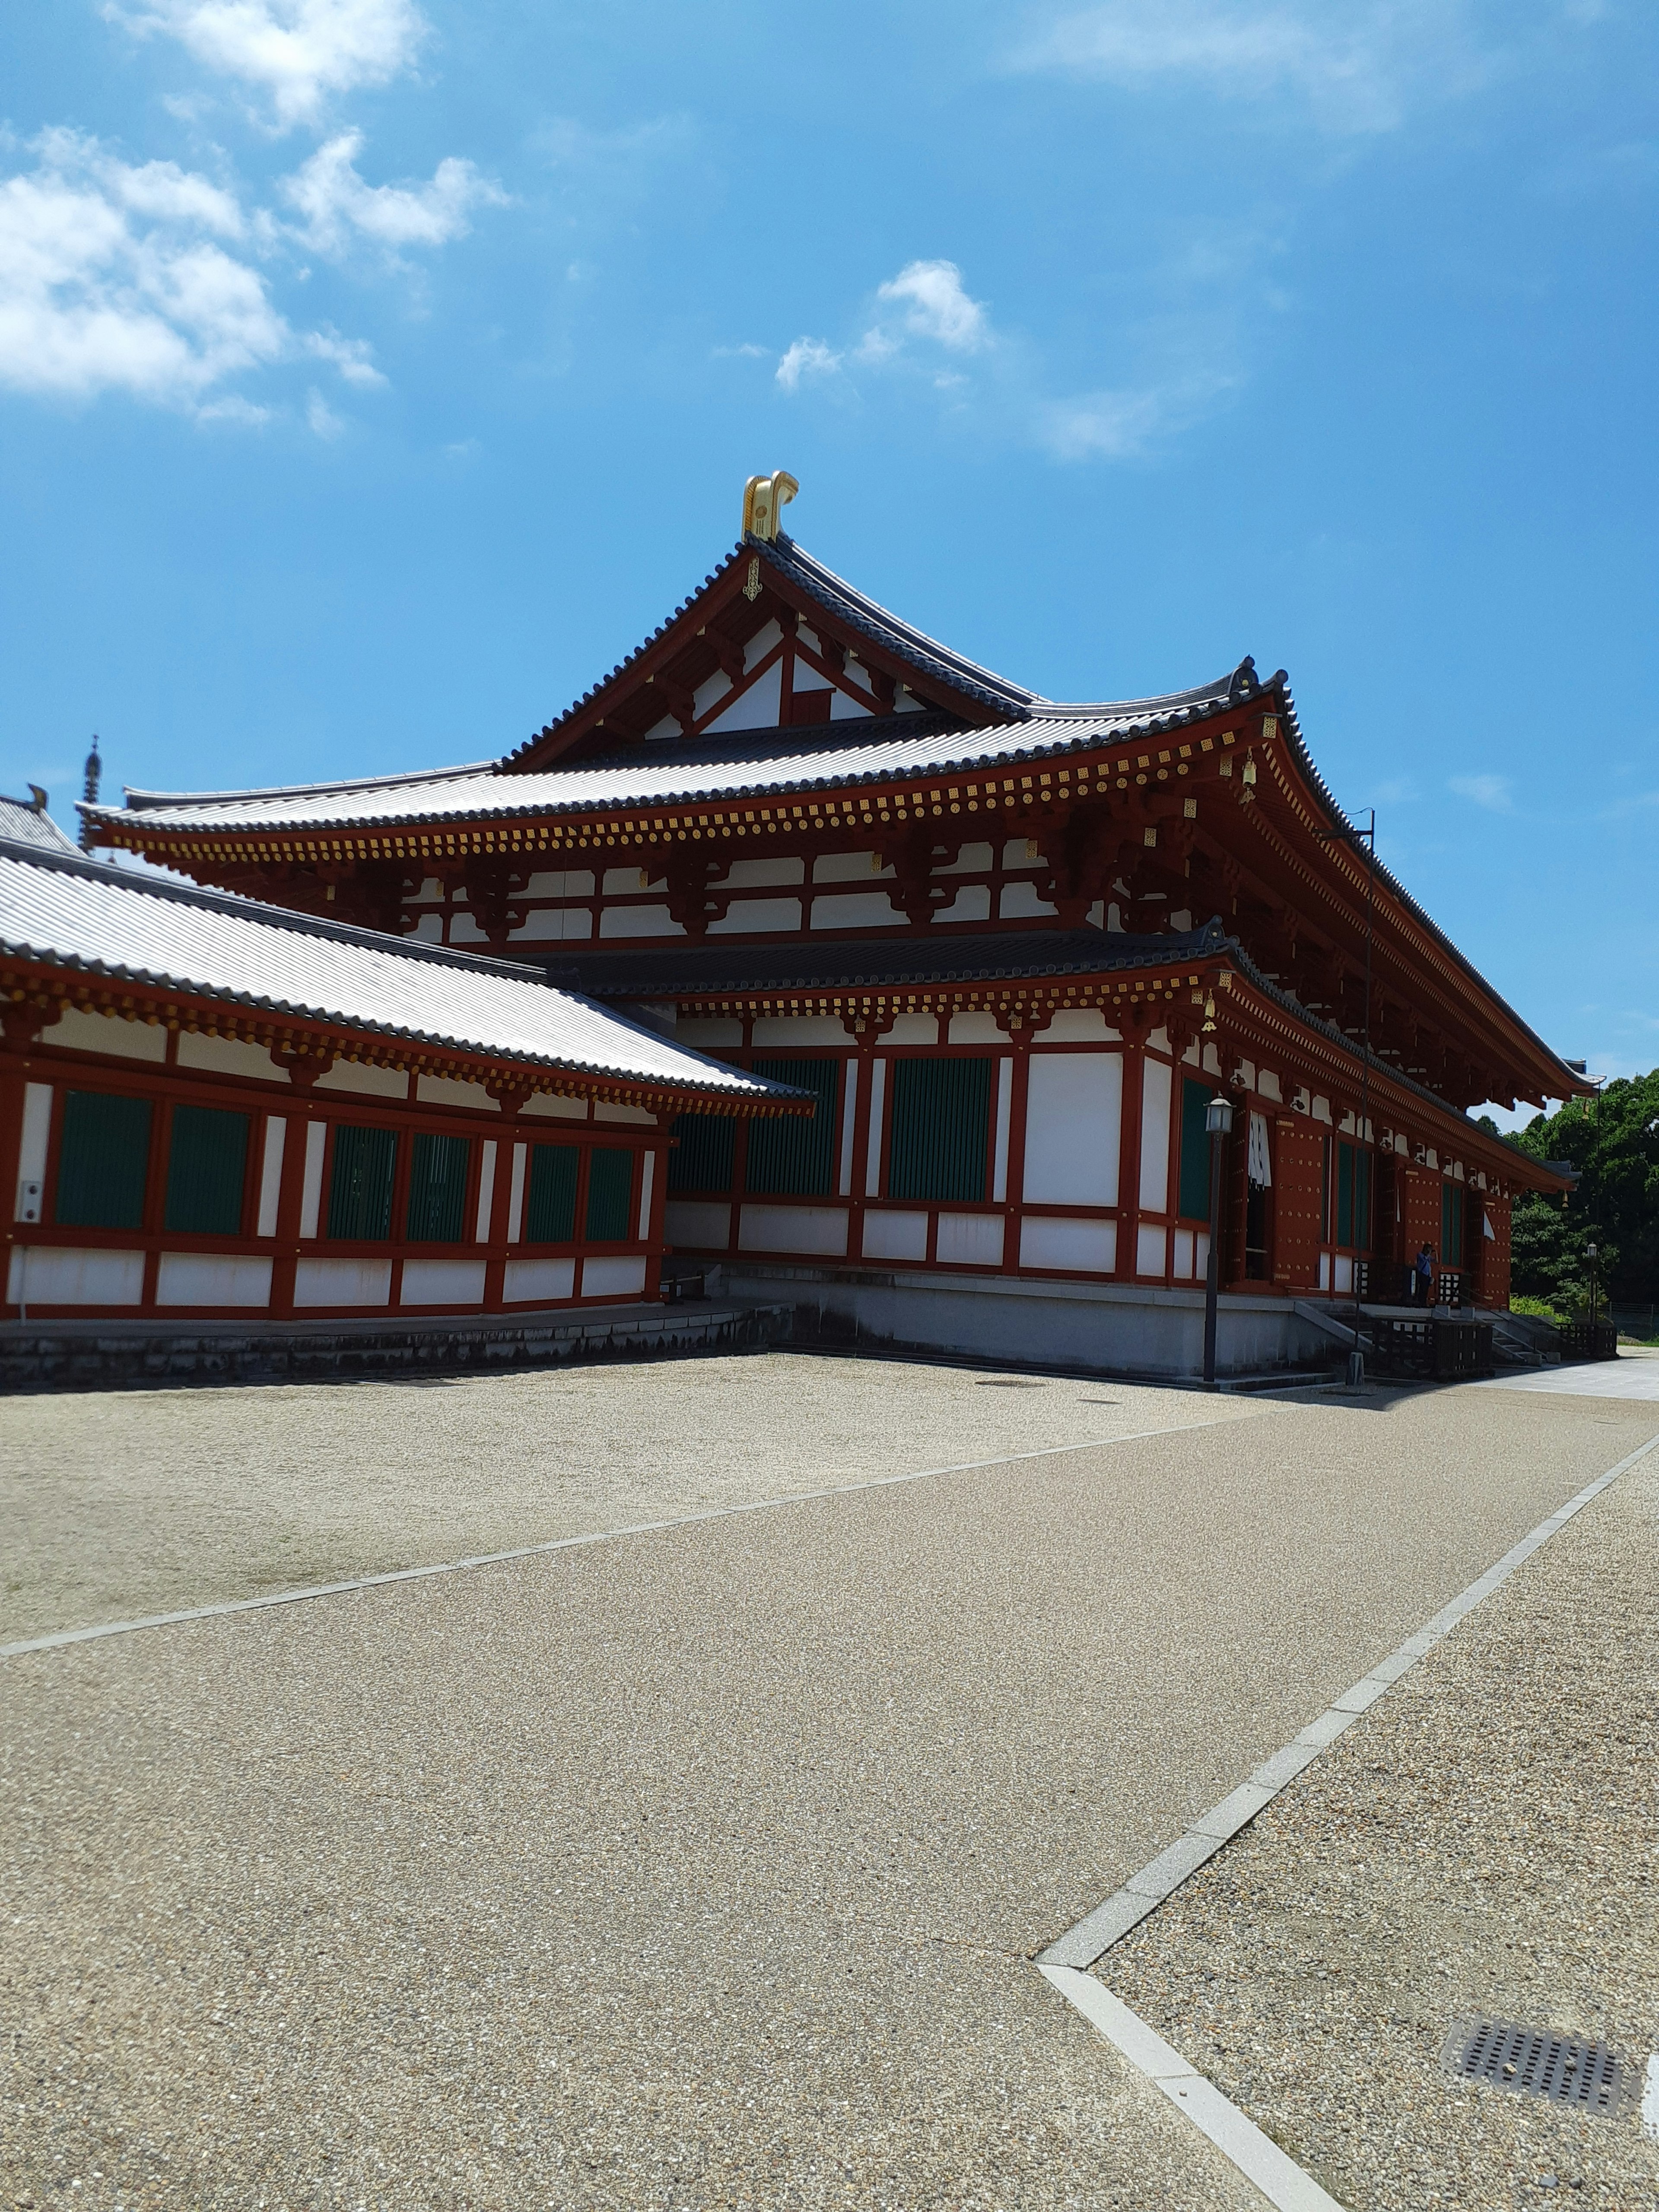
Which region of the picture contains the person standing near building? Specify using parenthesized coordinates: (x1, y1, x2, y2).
(1415, 1243, 1435, 1306)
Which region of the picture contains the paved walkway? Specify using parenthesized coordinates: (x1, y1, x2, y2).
(1479, 1348, 1659, 1401)
(3, 1370, 1654, 2209)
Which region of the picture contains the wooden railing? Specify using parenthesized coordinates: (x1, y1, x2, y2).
(1557, 1321, 1618, 1363)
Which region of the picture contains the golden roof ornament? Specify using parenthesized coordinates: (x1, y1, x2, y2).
(742, 470, 798, 543)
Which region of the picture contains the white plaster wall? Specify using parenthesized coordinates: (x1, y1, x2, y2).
(814, 850, 890, 883)
(524, 870, 594, 898)
(932, 885, 992, 923)
(665, 1200, 731, 1249)
(1023, 1052, 1122, 1207)
(709, 897, 803, 935)
(156, 1254, 272, 1307)
(294, 1258, 392, 1306)
(886, 1014, 938, 1044)
(999, 882, 1058, 920)
(948, 1012, 1003, 1042)
(8, 1246, 145, 1304)
(676, 1018, 744, 1046)
(525, 1093, 588, 1119)
(811, 891, 903, 930)
(257, 1117, 285, 1236)
(299, 1121, 326, 1237)
(599, 904, 683, 939)
(751, 1014, 850, 1044)
(594, 1103, 655, 1125)
(316, 1062, 408, 1099)
(1138, 1058, 1172, 1213)
(401, 1258, 486, 1306)
(707, 660, 782, 731)
(1018, 1217, 1116, 1274)
(935, 1212, 1004, 1266)
(1033, 1008, 1115, 1042)
(504, 1255, 575, 1303)
(933, 843, 994, 875)
(177, 1033, 288, 1082)
(16, 1082, 52, 1206)
(738, 1204, 849, 1257)
(511, 909, 593, 941)
(475, 1140, 496, 1240)
(711, 856, 805, 890)
(863, 1210, 928, 1262)
(416, 1074, 497, 1110)
(581, 1254, 648, 1298)
(1136, 1223, 1167, 1277)
(46, 1006, 166, 1061)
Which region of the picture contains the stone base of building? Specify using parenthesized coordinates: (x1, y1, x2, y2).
(0, 1297, 789, 1392)
(701, 1260, 1339, 1382)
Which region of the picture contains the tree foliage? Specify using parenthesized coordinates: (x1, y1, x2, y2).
(1481, 1071, 1659, 1313)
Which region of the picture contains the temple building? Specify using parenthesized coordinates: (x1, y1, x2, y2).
(67, 472, 1582, 1373)
(0, 799, 802, 1334)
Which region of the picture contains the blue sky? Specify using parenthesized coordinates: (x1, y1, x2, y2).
(2, 0, 1654, 1110)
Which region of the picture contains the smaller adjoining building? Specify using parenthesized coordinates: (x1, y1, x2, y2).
(0, 803, 804, 1348)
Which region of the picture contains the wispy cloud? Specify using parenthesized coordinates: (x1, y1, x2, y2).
(1450, 772, 1514, 812)
(1011, 0, 1498, 137)
(280, 130, 506, 257)
(108, 0, 429, 131)
(0, 127, 394, 420)
(1038, 370, 1234, 460)
(775, 336, 843, 392)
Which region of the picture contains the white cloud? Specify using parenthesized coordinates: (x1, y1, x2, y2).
(305, 384, 344, 435)
(870, 259, 989, 352)
(111, 0, 428, 131)
(1038, 368, 1235, 460)
(280, 130, 505, 257)
(0, 129, 378, 412)
(775, 337, 842, 391)
(1450, 772, 1514, 812)
(1013, 0, 1499, 135)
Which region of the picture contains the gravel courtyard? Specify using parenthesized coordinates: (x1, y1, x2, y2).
(3, 1354, 1656, 2209)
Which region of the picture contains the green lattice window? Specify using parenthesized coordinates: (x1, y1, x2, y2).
(667, 1114, 735, 1194)
(55, 1090, 153, 1230)
(1441, 1181, 1465, 1267)
(887, 1058, 991, 1205)
(164, 1104, 249, 1235)
(746, 1058, 839, 1196)
(585, 1147, 635, 1242)
(1335, 1141, 1372, 1252)
(407, 1131, 470, 1243)
(1177, 1079, 1212, 1223)
(525, 1143, 578, 1243)
(327, 1124, 398, 1240)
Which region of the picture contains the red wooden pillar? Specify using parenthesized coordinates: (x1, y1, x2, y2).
(267, 1055, 333, 1319)
(483, 1087, 528, 1311)
(1114, 1004, 1150, 1281)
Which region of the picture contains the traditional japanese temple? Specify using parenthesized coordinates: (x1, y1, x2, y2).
(68, 471, 1583, 1374)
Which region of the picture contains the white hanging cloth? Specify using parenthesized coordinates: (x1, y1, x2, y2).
(1247, 1110, 1273, 1189)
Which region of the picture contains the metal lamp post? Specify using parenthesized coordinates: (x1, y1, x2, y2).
(1202, 1092, 1235, 1387)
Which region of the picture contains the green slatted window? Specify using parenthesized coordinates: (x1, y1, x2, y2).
(1335, 1141, 1372, 1251)
(746, 1058, 839, 1196)
(164, 1104, 249, 1234)
(1177, 1079, 1212, 1223)
(1441, 1181, 1465, 1267)
(55, 1090, 153, 1230)
(327, 1124, 398, 1240)
(585, 1147, 635, 1242)
(407, 1132, 470, 1243)
(887, 1057, 991, 1205)
(667, 1113, 736, 1194)
(525, 1143, 578, 1243)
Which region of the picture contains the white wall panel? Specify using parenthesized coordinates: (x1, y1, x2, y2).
(636, 1151, 655, 1240)
(299, 1121, 327, 1238)
(810, 891, 904, 931)
(45, 1006, 167, 1061)
(1138, 1058, 1173, 1214)
(935, 1212, 1004, 1267)
(864, 1060, 887, 1195)
(1018, 1217, 1116, 1274)
(17, 1082, 52, 1198)
(581, 1255, 648, 1298)
(738, 1204, 849, 1256)
(294, 1258, 392, 1307)
(708, 897, 803, 935)
(1135, 1223, 1167, 1277)
(507, 1141, 527, 1241)
(664, 1200, 731, 1249)
(1022, 1052, 1121, 1207)
(400, 1259, 486, 1306)
(524, 1093, 587, 1119)
(838, 1058, 859, 1195)
(177, 1033, 288, 1081)
(992, 1057, 1011, 1201)
(316, 1062, 407, 1098)
(474, 1140, 496, 1241)
(503, 1255, 576, 1303)
(752, 1015, 849, 1044)
(256, 1117, 286, 1236)
(157, 1254, 272, 1307)
(862, 1210, 928, 1262)
(7, 1246, 145, 1305)
(417, 1074, 497, 1110)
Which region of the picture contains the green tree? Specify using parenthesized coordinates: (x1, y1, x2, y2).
(1484, 1071, 1659, 1314)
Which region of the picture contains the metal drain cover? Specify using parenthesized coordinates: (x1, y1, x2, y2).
(1443, 2015, 1631, 2116)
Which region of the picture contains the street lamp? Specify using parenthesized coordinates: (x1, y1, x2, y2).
(1202, 1092, 1235, 1387)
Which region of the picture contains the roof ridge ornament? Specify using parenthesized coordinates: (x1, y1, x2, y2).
(1227, 656, 1257, 703)
(742, 470, 798, 543)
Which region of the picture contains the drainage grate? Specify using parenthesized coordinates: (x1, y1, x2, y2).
(1443, 2015, 1631, 2116)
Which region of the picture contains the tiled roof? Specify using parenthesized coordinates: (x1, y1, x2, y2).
(0, 796, 79, 852)
(93, 683, 1247, 839)
(0, 838, 801, 1106)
